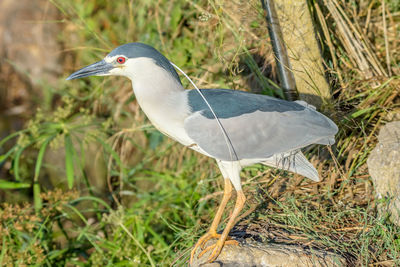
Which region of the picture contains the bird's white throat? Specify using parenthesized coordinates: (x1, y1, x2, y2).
(125, 57, 193, 145)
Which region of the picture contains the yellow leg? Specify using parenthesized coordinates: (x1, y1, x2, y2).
(201, 190, 246, 263)
(190, 179, 233, 264)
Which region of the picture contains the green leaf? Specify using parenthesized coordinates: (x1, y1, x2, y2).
(13, 143, 33, 181)
(47, 248, 69, 260)
(65, 134, 75, 189)
(33, 183, 42, 212)
(93, 136, 123, 166)
(0, 146, 17, 163)
(0, 179, 31, 189)
(170, 4, 182, 32)
(33, 137, 51, 212)
(70, 196, 112, 211)
(0, 235, 6, 265)
(34, 138, 52, 182)
(351, 107, 376, 118)
(0, 129, 27, 148)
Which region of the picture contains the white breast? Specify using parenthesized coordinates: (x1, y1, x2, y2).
(125, 57, 195, 146)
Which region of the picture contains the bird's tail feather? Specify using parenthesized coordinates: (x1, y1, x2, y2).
(262, 151, 320, 182)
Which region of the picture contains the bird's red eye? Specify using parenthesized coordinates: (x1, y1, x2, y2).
(117, 57, 126, 64)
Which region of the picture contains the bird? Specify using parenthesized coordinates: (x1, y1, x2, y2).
(67, 42, 338, 263)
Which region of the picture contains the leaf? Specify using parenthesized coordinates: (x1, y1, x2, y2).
(47, 249, 69, 260)
(0, 180, 31, 189)
(70, 196, 112, 211)
(13, 144, 32, 181)
(34, 138, 52, 182)
(0, 129, 27, 148)
(33, 183, 42, 212)
(33, 137, 51, 212)
(0, 234, 6, 265)
(170, 4, 182, 32)
(0, 146, 17, 164)
(65, 134, 75, 189)
(351, 107, 375, 118)
(93, 136, 123, 166)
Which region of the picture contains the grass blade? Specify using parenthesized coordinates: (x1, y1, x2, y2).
(71, 196, 112, 211)
(0, 236, 6, 266)
(0, 180, 31, 189)
(34, 138, 52, 181)
(33, 137, 52, 212)
(93, 136, 123, 166)
(65, 134, 75, 189)
(13, 142, 33, 181)
(0, 129, 28, 148)
(0, 146, 17, 164)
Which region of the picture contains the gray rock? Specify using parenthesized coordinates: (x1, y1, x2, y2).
(0, 0, 62, 87)
(367, 121, 400, 225)
(191, 240, 345, 267)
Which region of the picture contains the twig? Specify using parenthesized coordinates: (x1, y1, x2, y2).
(199, 191, 224, 202)
(382, 0, 392, 76)
(314, 2, 343, 86)
(327, 145, 346, 181)
(369, 259, 395, 266)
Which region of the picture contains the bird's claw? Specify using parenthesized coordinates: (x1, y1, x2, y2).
(190, 232, 238, 264)
(198, 239, 239, 262)
(200, 233, 222, 250)
(190, 231, 219, 264)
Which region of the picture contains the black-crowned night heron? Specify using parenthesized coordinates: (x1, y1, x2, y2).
(67, 42, 338, 263)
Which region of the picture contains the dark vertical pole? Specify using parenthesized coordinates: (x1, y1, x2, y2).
(261, 0, 298, 101)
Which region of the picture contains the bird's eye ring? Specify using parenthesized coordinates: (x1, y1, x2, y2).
(117, 57, 126, 64)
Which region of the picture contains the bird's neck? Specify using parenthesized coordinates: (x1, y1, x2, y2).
(127, 63, 189, 129)
(130, 70, 184, 108)
(131, 74, 183, 100)
(126, 58, 184, 100)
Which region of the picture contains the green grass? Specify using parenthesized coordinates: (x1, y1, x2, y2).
(0, 0, 400, 266)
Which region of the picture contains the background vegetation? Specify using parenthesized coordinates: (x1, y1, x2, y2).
(0, 0, 399, 266)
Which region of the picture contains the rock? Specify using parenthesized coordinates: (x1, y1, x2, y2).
(0, 0, 62, 118)
(0, 0, 63, 181)
(367, 121, 400, 225)
(191, 240, 345, 267)
(0, 0, 62, 88)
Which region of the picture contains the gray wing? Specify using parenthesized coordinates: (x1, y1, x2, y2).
(184, 89, 338, 161)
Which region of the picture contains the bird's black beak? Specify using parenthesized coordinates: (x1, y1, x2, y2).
(66, 60, 114, 80)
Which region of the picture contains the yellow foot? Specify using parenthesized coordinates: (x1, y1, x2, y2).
(190, 232, 237, 264)
(190, 231, 220, 264)
(198, 239, 239, 262)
